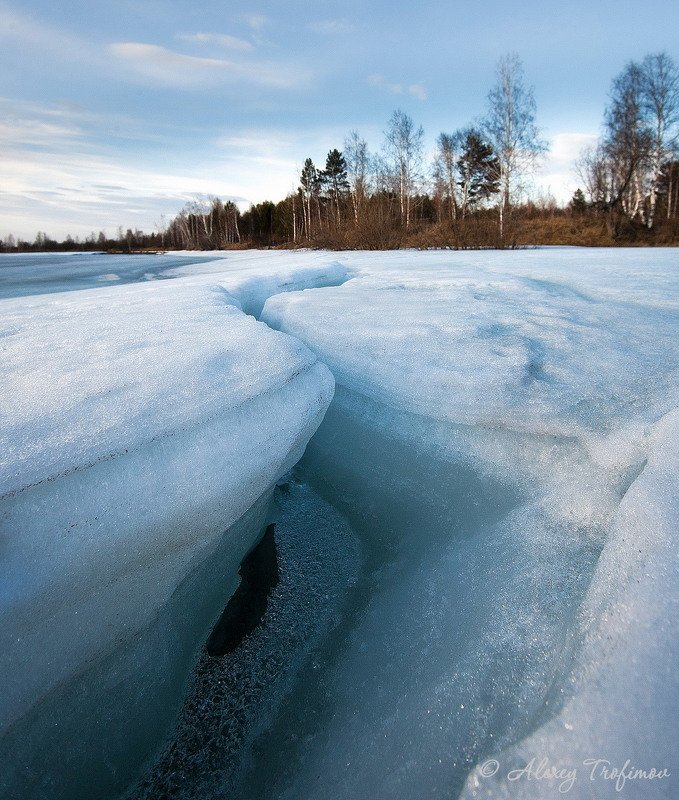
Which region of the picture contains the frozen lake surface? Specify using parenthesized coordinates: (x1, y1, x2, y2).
(1, 248, 677, 800)
(0, 251, 227, 300)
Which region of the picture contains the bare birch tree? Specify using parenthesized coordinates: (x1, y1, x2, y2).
(432, 133, 460, 222)
(384, 109, 424, 229)
(483, 53, 546, 238)
(344, 131, 370, 225)
(641, 53, 679, 227)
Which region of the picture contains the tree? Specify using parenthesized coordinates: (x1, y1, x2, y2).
(432, 133, 460, 222)
(299, 158, 322, 238)
(576, 142, 614, 210)
(384, 109, 424, 228)
(456, 128, 500, 216)
(603, 61, 653, 224)
(344, 131, 370, 225)
(321, 149, 349, 225)
(242, 201, 275, 245)
(569, 188, 588, 215)
(577, 53, 678, 230)
(659, 158, 679, 219)
(483, 53, 546, 238)
(641, 53, 679, 227)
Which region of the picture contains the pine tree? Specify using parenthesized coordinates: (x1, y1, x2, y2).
(321, 149, 349, 225)
(569, 188, 588, 215)
(457, 129, 500, 216)
(299, 158, 321, 238)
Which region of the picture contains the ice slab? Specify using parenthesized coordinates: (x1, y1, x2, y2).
(0, 275, 334, 797)
(261, 251, 678, 442)
(2, 247, 677, 799)
(255, 248, 678, 798)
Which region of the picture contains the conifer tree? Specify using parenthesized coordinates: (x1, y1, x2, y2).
(299, 158, 321, 238)
(569, 188, 588, 215)
(456, 129, 500, 216)
(322, 149, 349, 225)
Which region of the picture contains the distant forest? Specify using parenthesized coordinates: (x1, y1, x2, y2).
(3, 52, 678, 253)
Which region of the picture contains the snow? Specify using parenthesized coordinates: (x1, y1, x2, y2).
(261, 249, 678, 440)
(0, 250, 352, 303)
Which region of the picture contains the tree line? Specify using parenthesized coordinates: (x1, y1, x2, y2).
(2, 51, 678, 254)
(577, 52, 679, 237)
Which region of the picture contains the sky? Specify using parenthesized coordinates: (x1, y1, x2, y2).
(1, 0, 678, 240)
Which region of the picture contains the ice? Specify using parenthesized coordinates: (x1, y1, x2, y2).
(460, 409, 679, 799)
(0, 251, 225, 299)
(2, 247, 677, 800)
(262, 249, 678, 440)
(251, 247, 678, 799)
(131, 478, 360, 800)
(0, 271, 336, 798)
(0, 249, 351, 312)
(163, 252, 352, 317)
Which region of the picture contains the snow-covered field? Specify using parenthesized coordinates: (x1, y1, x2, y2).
(0, 248, 677, 800)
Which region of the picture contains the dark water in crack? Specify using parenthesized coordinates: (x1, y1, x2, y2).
(128, 477, 361, 800)
(205, 523, 279, 658)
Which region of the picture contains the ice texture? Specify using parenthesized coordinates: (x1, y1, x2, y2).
(255, 247, 678, 799)
(131, 478, 360, 800)
(461, 409, 679, 799)
(0, 267, 339, 798)
(261, 249, 678, 440)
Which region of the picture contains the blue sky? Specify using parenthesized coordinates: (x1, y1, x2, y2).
(1, 0, 677, 239)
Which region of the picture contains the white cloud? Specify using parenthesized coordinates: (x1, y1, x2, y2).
(0, 143, 252, 239)
(369, 74, 428, 101)
(549, 132, 599, 164)
(0, 2, 96, 63)
(0, 97, 170, 149)
(535, 132, 599, 203)
(369, 74, 402, 95)
(0, 105, 351, 240)
(214, 124, 351, 174)
(177, 32, 254, 51)
(216, 130, 295, 155)
(408, 83, 428, 101)
(0, 119, 82, 146)
(109, 42, 308, 90)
